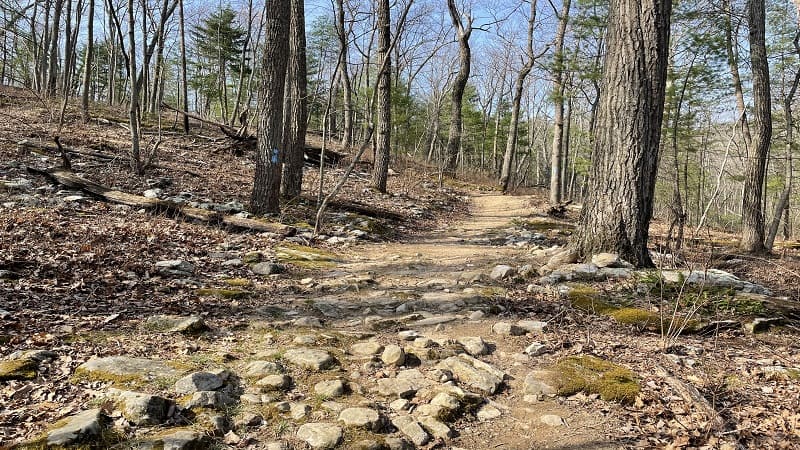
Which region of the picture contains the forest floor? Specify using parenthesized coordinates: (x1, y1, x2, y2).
(2, 86, 800, 449)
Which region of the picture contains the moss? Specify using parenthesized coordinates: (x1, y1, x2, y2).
(609, 308, 661, 330)
(568, 285, 617, 314)
(275, 243, 338, 269)
(196, 288, 250, 299)
(786, 368, 800, 380)
(0, 358, 37, 381)
(223, 278, 252, 287)
(548, 355, 640, 404)
(478, 287, 508, 297)
(242, 252, 263, 264)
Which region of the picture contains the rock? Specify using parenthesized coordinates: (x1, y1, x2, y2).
(223, 430, 241, 445)
(398, 330, 420, 341)
(156, 429, 211, 450)
(468, 310, 485, 320)
(293, 316, 324, 328)
(143, 188, 162, 198)
(384, 437, 413, 450)
(375, 369, 433, 398)
(294, 334, 318, 345)
(430, 392, 461, 412)
(418, 416, 453, 439)
(381, 344, 406, 366)
(457, 336, 490, 356)
(338, 407, 382, 431)
(350, 341, 385, 356)
(265, 442, 289, 450)
(412, 315, 458, 326)
(242, 360, 283, 377)
(0, 358, 38, 381)
(492, 322, 526, 336)
(108, 389, 172, 425)
(283, 348, 337, 371)
(522, 371, 558, 396)
(540, 414, 565, 427)
(390, 399, 410, 411)
(154, 259, 194, 276)
(290, 402, 312, 420)
(476, 404, 501, 421)
(46, 409, 107, 447)
(251, 262, 284, 275)
(240, 393, 261, 405)
(436, 354, 505, 394)
(145, 315, 208, 334)
(391, 415, 430, 446)
(524, 342, 549, 356)
(597, 267, 633, 280)
(413, 337, 435, 348)
(174, 372, 223, 394)
(490, 264, 516, 280)
(75, 356, 180, 383)
(257, 374, 292, 391)
(184, 391, 235, 410)
(296, 423, 342, 449)
(314, 379, 346, 398)
(744, 317, 782, 334)
(516, 320, 547, 333)
(591, 253, 632, 268)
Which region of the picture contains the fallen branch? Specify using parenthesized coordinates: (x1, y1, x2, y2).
(654, 364, 725, 432)
(302, 195, 405, 221)
(26, 167, 295, 236)
(161, 102, 241, 137)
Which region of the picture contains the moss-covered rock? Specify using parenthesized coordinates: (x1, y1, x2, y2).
(609, 308, 661, 330)
(0, 358, 38, 381)
(546, 355, 640, 404)
(72, 356, 183, 389)
(275, 243, 338, 269)
(222, 278, 252, 287)
(567, 284, 617, 314)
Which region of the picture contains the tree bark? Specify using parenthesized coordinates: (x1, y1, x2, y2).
(46, 0, 64, 95)
(548, 0, 571, 204)
(281, 0, 308, 199)
(80, 0, 94, 123)
(178, 0, 189, 133)
(372, 0, 391, 192)
(250, 0, 290, 215)
(722, 0, 753, 152)
(126, 0, 142, 174)
(740, 0, 772, 253)
(444, 0, 472, 176)
(569, 0, 671, 268)
(334, 0, 354, 148)
(500, 0, 539, 193)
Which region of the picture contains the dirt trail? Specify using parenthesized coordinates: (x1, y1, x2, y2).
(301, 193, 622, 450)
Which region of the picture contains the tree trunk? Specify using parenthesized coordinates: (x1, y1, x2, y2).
(444, 0, 472, 176)
(46, 0, 64, 95)
(335, 0, 353, 148)
(126, 0, 141, 174)
(281, 0, 308, 199)
(500, 0, 538, 193)
(80, 0, 94, 123)
(372, 0, 391, 192)
(178, 0, 189, 133)
(740, 0, 772, 253)
(722, 0, 753, 152)
(570, 0, 671, 268)
(250, 0, 290, 215)
(548, 0, 571, 204)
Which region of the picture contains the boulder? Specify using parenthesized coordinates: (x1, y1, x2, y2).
(296, 423, 342, 449)
(46, 409, 108, 447)
(283, 348, 337, 371)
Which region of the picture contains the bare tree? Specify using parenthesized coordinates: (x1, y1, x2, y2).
(372, 0, 391, 192)
(281, 0, 308, 199)
(548, 0, 571, 203)
(443, 0, 472, 176)
(80, 0, 94, 122)
(334, 0, 354, 147)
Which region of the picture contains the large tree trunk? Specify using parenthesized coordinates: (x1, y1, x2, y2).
(740, 0, 772, 253)
(126, 0, 141, 174)
(569, 0, 671, 268)
(280, 0, 308, 199)
(372, 0, 391, 192)
(722, 0, 753, 152)
(444, 0, 472, 176)
(548, 0, 571, 204)
(250, 0, 290, 215)
(500, 0, 538, 193)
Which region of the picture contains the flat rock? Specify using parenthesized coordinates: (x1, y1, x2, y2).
(76, 356, 180, 382)
(283, 348, 337, 371)
(391, 415, 430, 446)
(418, 416, 453, 439)
(457, 336, 490, 356)
(174, 372, 223, 394)
(350, 341, 385, 356)
(46, 409, 107, 447)
(314, 379, 346, 398)
(490, 264, 516, 280)
(524, 342, 549, 356)
(522, 370, 558, 396)
(296, 423, 343, 449)
(376, 369, 433, 398)
(157, 429, 211, 450)
(412, 315, 459, 327)
(476, 404, 502, 421)
(257, 374, 292, 391)
(492, 322, 526, 336)
(108, 389, 172, 425)
(242, 360, 283, 377)
(436, 354, 505, 394)
(591, 253, 631, 268)
(516, 320, 547, 333)
(183, 391, 235, 410)
(290, 402, 312, 420)
(540, 414, 566, 427)
(338, 407, 382, 431)
(154, 259, 195, 276)
(251, 262, 284, 275)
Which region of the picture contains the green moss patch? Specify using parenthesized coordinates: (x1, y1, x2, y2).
(275, 243, 338, 269)
(223, 278, 252, 287)
(568, 285, 617, 314)
(196, 288, 250, 299)
(609, 308, 661, 330)
(548, 355, 640, 404)
(0, 358, 38, 381)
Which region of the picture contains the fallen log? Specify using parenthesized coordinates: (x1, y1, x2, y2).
(654, 364, 725, 432)
(26, 167, 295, 236)
(301, 195, 405, 221)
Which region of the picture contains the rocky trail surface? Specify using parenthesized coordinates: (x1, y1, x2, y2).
(2, 190, 800, 450)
